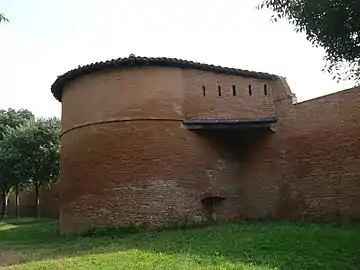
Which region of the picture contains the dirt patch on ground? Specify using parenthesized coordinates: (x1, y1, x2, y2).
(0, 247, 58, 269)
(0, 249, 27, 268)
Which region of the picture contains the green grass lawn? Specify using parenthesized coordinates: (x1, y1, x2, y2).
(0, 219, 359, 270)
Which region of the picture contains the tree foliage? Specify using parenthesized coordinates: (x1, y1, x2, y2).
(1, 117, 61, 217)
(0, 109, 34, 218)
(258, 0, 360, 83)
(13, 117, 61, 186)
(0, 109, 34, 190)
(0, 13, 8, 23)
(0, 109, 60, 218)
(0, 109, 34, 140)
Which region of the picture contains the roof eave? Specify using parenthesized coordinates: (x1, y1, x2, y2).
(51, 56, 280, 102)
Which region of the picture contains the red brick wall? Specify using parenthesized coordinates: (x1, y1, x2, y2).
(7, 183, 59, 218)
(184, 70, 275, 119)
(61, 67, 185, 133)
(58, 64, 360, 235)
(59, 66, 284, 234)
(276, 87, 360, 220)
(61, 121, 245, 233)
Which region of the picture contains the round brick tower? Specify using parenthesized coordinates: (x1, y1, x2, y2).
(52, 56, 279, 235)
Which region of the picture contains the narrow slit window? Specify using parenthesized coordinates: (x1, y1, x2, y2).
(232, 85, 236, 96)
(248, 85, 252, 96)
(218, 85, 222, 96)
(202, 86, 206, 96)
(264, 84, 267, 95)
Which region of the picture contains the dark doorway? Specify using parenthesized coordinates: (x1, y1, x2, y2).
(201, 196, 226, 222)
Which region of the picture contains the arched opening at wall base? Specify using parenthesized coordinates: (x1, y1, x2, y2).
(201, 196, 226, 223)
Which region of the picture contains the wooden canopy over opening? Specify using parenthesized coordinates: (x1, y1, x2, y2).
(183, 117, 277, 131)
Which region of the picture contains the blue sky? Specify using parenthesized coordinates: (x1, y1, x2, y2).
(0, 0, 355, 118)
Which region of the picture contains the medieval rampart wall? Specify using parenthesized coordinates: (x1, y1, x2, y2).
(277, 87, 360, 219)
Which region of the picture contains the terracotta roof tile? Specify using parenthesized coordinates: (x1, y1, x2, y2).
(51, 55, 279, 101)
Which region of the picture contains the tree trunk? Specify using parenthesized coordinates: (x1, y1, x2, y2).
(35, 181, 40, 218)
(0, 192, 8, 219)
(15, 185, 20, 220)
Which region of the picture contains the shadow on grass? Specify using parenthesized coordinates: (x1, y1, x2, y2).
(1, 219, 360, 269)
(0, 217, 51, 227)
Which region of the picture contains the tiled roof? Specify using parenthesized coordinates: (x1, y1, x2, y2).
(51, 55, 279, 101)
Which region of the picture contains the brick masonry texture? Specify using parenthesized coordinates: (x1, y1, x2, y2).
(53, 58, 360, 235)
(7, 183, 59, 218)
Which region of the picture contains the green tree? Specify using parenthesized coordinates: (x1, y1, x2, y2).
(0, 109, 34, 139)
(258, 0, 360, 83)
(2, 117, 61, 218)
(0, 109, 34, 219)
(29, 117, 61, 218)
(0, 154, 14, 219)
(0, 13, 8, 23)
(0, 132, 27, 219)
